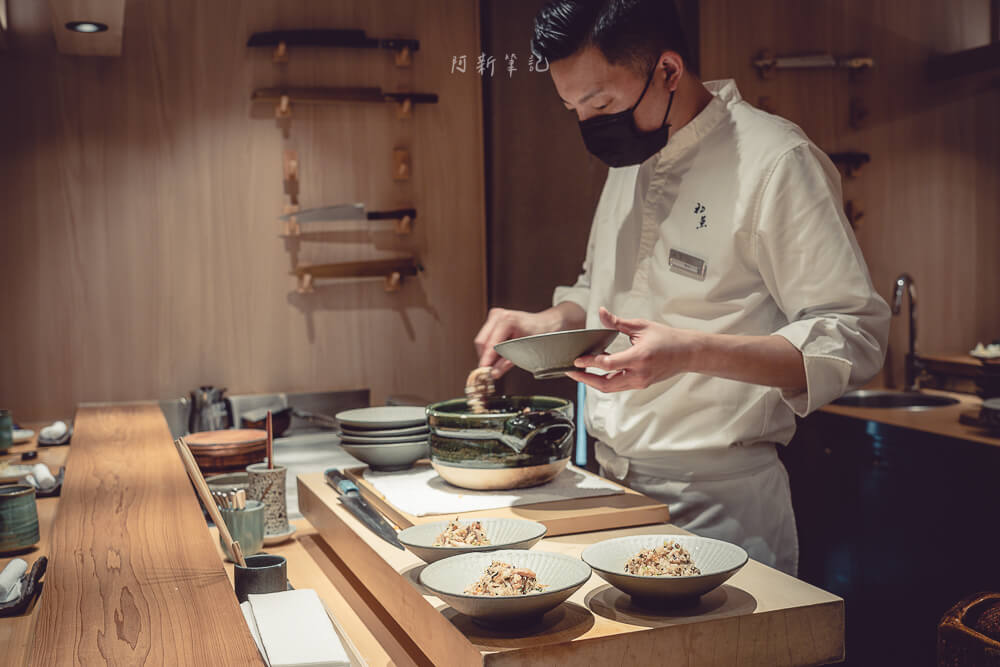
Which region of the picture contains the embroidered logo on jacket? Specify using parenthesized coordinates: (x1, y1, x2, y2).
(694, 202, 708, 229)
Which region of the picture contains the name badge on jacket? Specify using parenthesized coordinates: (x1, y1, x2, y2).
(668, 248, 707, 281)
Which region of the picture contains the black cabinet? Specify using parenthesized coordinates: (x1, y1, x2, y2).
(780, 412, 1000, 666)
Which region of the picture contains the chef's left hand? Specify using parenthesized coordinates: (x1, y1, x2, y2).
(566, 307, 701, 392)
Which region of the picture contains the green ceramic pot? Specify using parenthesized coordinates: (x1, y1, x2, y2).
(427, 396, 575, 490)
(0, 484, 40, 553)
(217, 499, 266, 562)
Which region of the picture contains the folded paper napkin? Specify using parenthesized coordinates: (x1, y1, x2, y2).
(362, 464, 625, 517)
(0, 559, 28, 604)
(244, 589, 350, 667)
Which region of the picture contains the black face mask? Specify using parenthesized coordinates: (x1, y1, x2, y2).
(578, 65, 675, 168)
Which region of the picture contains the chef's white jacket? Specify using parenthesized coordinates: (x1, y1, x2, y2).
(554, 79, 890, 480)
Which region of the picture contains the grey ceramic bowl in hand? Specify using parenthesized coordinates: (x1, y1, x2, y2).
(581, 534, 748, 605)
(398, 518, 547, 563)
(419, 549, 591, 627)
(494, 329, 619, 379)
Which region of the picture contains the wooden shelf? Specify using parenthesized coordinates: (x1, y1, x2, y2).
(247, 29, 419, 66)
(292, 257, 421, 293)
(254, 87, 437, 121)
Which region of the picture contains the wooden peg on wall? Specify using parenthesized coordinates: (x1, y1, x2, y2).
(282, 204, 301, 236)
(283, 150, 299, 203)
(393, 148, 410, 180)
(394, 215, 413, 235)
(396, 97, 413, 120)
(273, 41, 288, 64)
(384, 272, 402, 292)
(394, 46, 412, 67)
(296, 272, 314, 294)
(276, 94, 291, 119)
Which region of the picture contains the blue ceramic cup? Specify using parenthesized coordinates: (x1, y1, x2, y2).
(218, 500, 265, 562)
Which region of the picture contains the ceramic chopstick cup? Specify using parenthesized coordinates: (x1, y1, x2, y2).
(246, 463, 289, 537)
(233, 554, 287, 603)
(0, 410, 13, 452)
(217, 500, 265, 562)
(0, 485, 40, 554)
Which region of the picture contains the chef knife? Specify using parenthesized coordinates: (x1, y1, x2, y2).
(246, 29, 420, 55)
(324, 469, 404, 550)
(277, 203, 416, 225)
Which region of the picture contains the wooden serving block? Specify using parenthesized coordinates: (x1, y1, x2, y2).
(343, 461, 670, 536)
(298, 473, 845, 666)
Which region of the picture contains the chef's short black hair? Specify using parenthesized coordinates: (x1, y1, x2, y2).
(531, 0, 690, 74)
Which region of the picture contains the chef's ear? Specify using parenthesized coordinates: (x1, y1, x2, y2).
(658, 51, 684, 92)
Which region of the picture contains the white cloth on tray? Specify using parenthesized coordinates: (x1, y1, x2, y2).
(362, 464, 624, 517)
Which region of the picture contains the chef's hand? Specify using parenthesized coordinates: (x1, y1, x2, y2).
(566, 307, 700, 392)
(475, 304, 584, 378)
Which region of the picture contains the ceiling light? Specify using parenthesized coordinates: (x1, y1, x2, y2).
(65, 22, 108, 33)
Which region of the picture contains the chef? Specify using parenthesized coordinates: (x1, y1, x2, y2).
(474, 0, 890, 576)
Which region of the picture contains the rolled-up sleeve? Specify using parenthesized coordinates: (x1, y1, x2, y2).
(754, 143, 890, 416)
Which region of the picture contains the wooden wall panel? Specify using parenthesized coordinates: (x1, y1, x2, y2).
(700, 0, 1000, 388)
(0, 0, 486, 420)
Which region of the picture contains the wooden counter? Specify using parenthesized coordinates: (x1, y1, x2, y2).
(820, 389, 1000, 447)
(13, 404, 263, 665)
(299, 472, 845, 666)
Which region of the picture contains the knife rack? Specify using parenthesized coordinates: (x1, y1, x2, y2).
(253, 88, 438, 123)
(753, 50, 874, 78)
(247, 29, 420, 67)
(293, 257, 422, 294)
(279, 210, 415, 238)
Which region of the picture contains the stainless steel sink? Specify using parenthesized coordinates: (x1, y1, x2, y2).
(833, 390, 960, 410)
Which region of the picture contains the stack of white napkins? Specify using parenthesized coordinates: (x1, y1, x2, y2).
(240, 589, 350, 667)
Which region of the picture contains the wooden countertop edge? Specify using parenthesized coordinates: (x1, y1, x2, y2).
(819, 390, 1000, 447)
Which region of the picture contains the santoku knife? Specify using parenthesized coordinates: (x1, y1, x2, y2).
(324, 469, 404, 550)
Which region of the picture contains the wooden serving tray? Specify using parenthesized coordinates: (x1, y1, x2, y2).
(343, 461, 670, 536)
(298, 473, 845, 666)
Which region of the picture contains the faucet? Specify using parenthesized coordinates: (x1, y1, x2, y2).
(891, 273, 921, 391)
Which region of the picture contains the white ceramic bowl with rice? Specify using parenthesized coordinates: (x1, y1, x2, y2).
(398, 517, 547, 563)
(418, 549, 591, 626)
(581, 534, 748, 604)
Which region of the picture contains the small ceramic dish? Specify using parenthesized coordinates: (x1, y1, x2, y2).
(494, 329, 619, 379)
(339, 431, 429, 445)
(398, 518, 547, 563)
(335, 406, 427, 430)
(341, 441, 428, 472)
(419, 549, 591, 627)
(581, 534, 748, 606)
